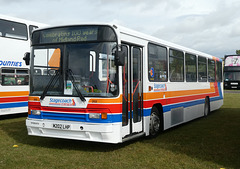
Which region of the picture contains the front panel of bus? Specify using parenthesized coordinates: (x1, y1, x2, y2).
(26, 25, 123, 143)
(224, 55, 240, 89)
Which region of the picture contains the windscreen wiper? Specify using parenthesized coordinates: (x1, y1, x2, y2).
(40, 70, 60, 100)
(67, 69, 86, 102)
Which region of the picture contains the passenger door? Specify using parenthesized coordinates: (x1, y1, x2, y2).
(122, 44, 143, 138)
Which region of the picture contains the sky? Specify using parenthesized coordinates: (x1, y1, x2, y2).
(1, 0, 240, 59)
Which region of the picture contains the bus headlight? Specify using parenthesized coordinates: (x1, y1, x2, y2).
(89, 113, 100, 119)
(89, 113, 108, 119)
(32, 110, 41, 115)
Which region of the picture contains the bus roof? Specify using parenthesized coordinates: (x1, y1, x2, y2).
(0, 14, 48, 27)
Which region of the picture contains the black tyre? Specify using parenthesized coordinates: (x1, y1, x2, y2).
(149, 106, 161, 137)
(204, 97, 210, 116)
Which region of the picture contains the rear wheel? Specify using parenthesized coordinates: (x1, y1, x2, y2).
(204, 97, 210, 116)
(149, 107, 161, 137)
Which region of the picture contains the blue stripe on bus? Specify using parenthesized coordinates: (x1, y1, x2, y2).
(29, 111, 123, 123)
(0, 102, 28, 109)
(217, 82, 223, 99)
(142, 99, 205, 117)
(163, 99, 204, 112)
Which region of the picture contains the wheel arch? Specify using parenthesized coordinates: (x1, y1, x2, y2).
(152, 103, 164, 130)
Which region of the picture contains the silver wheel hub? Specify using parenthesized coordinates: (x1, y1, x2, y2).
(150, 112, 160, 135)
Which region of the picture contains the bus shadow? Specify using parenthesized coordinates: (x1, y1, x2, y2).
(0, 113, 27, 120)
(143, 108, 240, 169)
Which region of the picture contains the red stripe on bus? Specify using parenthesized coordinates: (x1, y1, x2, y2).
(0, 96, 28, 103)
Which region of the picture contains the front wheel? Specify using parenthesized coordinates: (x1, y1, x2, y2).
(149, 107, 162, 137)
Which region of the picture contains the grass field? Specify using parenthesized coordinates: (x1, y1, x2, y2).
(0, 93, 240, 169)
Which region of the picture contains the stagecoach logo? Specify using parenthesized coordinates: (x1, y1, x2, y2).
(0, 60, 22, 67)
(49, 98, 76, 106)
(154, 83, 167, 92)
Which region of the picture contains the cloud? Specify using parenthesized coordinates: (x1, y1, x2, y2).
(230, 21, 240, 37)
(1, 0, 240, 57)
(152, 0, 240, 57)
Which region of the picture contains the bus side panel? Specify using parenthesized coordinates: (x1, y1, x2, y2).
(143, 81, 223, 132)
(0, 32, 29, 115)
(0, 87, 29, 116)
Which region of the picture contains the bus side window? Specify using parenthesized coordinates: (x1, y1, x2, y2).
(208, 59, 215, 82)
(198, 56, 207, 82)
(169, 49, 184, 82)
(185, 53, 197, 82)
(1, 68, 29, 86)
(216, 61, 222, 82)
(148, 43, 168, 82)
(0, 19, 28, 40)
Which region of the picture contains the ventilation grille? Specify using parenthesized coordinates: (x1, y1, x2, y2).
(171, 107, 184, 125)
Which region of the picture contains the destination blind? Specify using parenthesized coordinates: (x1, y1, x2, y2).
(39, 27, 98, 43)
(32, 26, 117, 45)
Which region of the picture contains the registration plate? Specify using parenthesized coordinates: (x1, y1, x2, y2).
(52, 123, 71, 130)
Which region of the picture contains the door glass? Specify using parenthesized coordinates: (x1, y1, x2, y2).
(122, 45, 128, 126)
(132, 47, 141, 123)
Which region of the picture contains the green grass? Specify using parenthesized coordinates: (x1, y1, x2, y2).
(0, 93, 240, 169)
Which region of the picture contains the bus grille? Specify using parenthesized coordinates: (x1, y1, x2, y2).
(42, 111, 87, 122)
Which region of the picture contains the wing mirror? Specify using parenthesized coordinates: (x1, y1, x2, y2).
(23, 52, 30, 65)
(115, 50, 125, 66)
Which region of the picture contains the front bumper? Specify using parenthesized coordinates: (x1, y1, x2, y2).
(26, 118, 122, 143)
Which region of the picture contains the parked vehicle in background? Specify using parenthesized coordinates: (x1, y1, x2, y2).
(224, 55, 240, 89)
(0, 14, 47, 116)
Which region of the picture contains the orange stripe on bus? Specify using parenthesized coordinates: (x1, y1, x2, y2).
(212, 56, 220, 61)
(144, 83, 216, 100)
(0, 91, 29, 97)
(89, 95, 122, 103)
(28, 96, 40, 101)
(165, 88, 215, 98)
(143, 92, 165, 100)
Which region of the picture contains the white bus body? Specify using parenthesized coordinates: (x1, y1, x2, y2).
(0, 14, 47, 115)
(26, 24, 223, 143)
